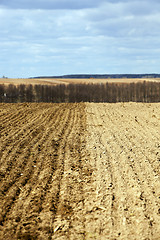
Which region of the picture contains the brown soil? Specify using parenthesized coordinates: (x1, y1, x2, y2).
(0, 103, 160, 239)
(0, 77, 160, 86)
(85, 103, 160, 240)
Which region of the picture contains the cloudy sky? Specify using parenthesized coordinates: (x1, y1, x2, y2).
(0, 0, 160, 78)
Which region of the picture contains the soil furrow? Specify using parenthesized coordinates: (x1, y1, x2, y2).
(0, 106, 60, 173)
(0, 102, 159, 240)
(85, 102, 160, 240)
(0, 105, 69, 229)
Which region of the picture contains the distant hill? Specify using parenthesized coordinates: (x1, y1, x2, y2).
(31, 74, 160, 79)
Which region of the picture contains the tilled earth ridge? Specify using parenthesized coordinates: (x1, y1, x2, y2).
(0, 102, 160, 240)
(0, 103, 92, 240)
(85, 102, 160, 240)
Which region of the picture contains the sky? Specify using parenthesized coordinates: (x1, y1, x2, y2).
(0, 0, 160, 78)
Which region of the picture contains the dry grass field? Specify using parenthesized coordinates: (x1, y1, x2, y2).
(0, 102, 160, 239)
(0, 77, 160, 86)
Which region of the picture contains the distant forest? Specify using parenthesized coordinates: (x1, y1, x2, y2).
(32, 73, 160, 79)
(0, 81, 159, 103)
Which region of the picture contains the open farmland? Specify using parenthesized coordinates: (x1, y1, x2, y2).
(0, 77, 160, 86)
(0, 102, 160, 239)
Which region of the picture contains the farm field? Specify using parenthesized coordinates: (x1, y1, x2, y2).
(0, 102, 160, 239)
(0, 77, 160, 86)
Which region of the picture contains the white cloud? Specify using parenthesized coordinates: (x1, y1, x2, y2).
(1, 0, 160, 77)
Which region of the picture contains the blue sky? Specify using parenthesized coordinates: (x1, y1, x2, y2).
(0, 0, 160, 78)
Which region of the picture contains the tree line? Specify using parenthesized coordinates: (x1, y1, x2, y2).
(33, 74, 160, 79)
(0, 81, 159, 103)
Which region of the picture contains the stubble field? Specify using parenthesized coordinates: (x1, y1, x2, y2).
(0, 102, 160, 239)
(0, 77, 160, 86)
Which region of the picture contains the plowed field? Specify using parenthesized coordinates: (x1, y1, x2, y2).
(0, 103, 160, 240)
